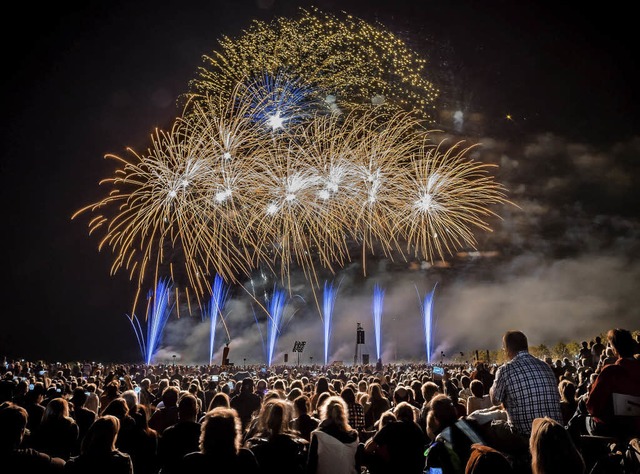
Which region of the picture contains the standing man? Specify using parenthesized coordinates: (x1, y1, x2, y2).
(590, 336, 606, 369)
(487, 330, 563, 456)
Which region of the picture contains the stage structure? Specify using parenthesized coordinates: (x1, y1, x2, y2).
(292, 340, 306, 366)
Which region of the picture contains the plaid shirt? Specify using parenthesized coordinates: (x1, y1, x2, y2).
(490, 351, 563, 435)
(347, 402, 366, 432)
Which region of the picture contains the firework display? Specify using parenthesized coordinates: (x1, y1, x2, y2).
(187, 7, 439, 122)
(73, 8, 509, 319)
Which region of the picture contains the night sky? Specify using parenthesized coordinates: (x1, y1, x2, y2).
(3, 1, 639, 364)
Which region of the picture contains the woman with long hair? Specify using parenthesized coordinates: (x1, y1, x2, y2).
(101, 397, 137, 456)
(530, 417, 585, 474)
(30, 397, 79, 461)
(307, 395, 360, 474)
(311, 377, 334, 413)
(64, 415, 133, 474)
(125, 403, 158, 474)
(206, 391, 230, 411)
(245, 398, 309, 474)
(364, 383, 391, 431)
(290, 394, 320, 442)
(180, 407, 258, 472)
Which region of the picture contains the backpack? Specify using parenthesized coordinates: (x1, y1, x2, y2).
(423, 439, 463, 474)
(424, 418, 488, 474)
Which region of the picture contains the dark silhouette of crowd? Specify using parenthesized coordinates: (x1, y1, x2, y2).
(1, 327, 638, 474)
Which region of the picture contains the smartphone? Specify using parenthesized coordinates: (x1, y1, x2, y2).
(211, 375, 219, 382)
(134, 386, 141, 394)
(56, 388, 62, 393)
(29, 383, 35, 390)
(429, 468, 443, 474)
(228, 381, 235, 390)
(433, 366, 445, 376)
(38, 370, 45, 376)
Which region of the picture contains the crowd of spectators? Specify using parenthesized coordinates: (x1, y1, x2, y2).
(1, 327, 638, 473)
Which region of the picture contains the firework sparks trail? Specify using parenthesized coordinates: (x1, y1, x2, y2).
(418, 282, 438, 364)
(127, 277, 175, 365)
(372, 283, 385, 361)
(266, 288, 288, 367)
(127, 315, 146, 364)
(397, 141, 508, 262)
(322, 280, 339, 365)
(203, 274, 230, 366)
